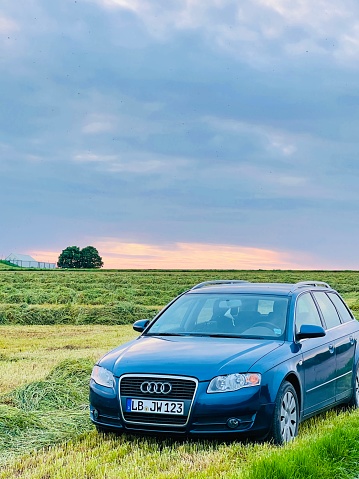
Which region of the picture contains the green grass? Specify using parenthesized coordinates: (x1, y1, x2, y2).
(0, 270, 359, 325)
(2, 407, 359, 478)
(1, 270, 359, 477)
(0, 260, 18, 270)
(0, 324, 137, 466)
(1, 324, 359, 478)
(0, 324, 136, 394)
(0, 359, 93, 465)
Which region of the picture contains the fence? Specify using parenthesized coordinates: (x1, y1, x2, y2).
(7, 259, 56, 269)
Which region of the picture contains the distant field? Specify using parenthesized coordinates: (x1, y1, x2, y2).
(0, 269, 359, 325)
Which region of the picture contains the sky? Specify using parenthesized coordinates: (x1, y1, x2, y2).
(1, 0, 359, 269)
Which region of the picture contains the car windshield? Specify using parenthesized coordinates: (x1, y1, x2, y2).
(146, 293, 289, 340)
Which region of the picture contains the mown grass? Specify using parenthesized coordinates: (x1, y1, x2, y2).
(1, 324, 359, 478)
(2, 409, 359, 478)
(0, 270, 359, 325)
(0, 324, 136, 394)
(0, 359, 93, 465)
(1, 271, 359, 477)
(0, 325, 138, 467)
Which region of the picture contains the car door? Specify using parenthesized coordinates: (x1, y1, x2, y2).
(313, 291, 356, 402)
(295, 293, 336, 416)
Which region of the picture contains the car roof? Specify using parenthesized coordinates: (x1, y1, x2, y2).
(187, 280, 334, 296)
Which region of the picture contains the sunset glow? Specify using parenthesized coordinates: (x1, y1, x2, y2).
(30, 241, 316, 270)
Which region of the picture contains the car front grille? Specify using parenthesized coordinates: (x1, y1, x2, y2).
(119, 374, 198, 427)
(120, 376, 196, 400)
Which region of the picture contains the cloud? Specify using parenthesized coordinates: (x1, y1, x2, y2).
(88, 0, 359, 65)
(82, 114, 115, 134)
(95, 238, 317, 269)
(28, 250, 58, 263)
(0, 15, 19, 34)
(73, 151, 189, 174)
(203, 116, 298, 157)
(94, 0, 143, 13)
(0, 1, 358, 270)
(28, 241, 316, 269)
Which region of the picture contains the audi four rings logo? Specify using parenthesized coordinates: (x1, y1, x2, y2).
(140, 381, 172, 394)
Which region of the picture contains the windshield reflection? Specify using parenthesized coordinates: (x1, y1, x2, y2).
(146, 293, 289, 340)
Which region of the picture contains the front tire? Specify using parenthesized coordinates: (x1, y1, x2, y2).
(269, 381, 299, 445)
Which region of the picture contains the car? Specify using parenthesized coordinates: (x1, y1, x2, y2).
(89, 280, 359, 444)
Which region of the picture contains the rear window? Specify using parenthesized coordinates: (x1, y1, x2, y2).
(327, 293, 354, 323)
(312, 292, 341, 329)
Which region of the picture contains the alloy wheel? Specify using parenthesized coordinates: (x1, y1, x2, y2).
(355, 369, 359, 406)
(280, 390, 297, 443)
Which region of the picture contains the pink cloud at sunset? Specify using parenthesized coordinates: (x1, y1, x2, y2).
(33, 240, 316, 270)
(30, 242, 318, 270)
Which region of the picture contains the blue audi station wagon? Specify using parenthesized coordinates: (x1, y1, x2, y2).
(89, 280, 359, 444)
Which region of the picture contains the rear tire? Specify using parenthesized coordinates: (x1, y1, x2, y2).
(348, 362, 359, 408)
(269, 381, 299, 445)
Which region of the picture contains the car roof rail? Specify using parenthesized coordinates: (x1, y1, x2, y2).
(295, 281, 331, 289)
(191, 280, 250, 290)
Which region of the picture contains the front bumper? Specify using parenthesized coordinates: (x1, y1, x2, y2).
(89, 375, 274, 437)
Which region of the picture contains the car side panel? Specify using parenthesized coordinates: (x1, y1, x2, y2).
(300, 334, 336, 416)
(335, 320, 358, 401)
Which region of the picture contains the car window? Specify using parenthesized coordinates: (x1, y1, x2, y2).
(327, 292, 354, 323)
(147, 293, 288, 339)
(150, 296, 199, 333)
(295, 293, 322, 332)
(312, 291, 341, 329)
(196, 297, 228, 324)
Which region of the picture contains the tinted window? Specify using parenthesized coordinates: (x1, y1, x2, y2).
(312, 291, 341, 329)
(327, 293, 353, 323)
(295, 293, 322, 332)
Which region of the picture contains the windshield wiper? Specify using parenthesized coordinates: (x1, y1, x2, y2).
(208, 333, 244, 338)
(146, 332, 211, 337)
(146, 332, 187, 336)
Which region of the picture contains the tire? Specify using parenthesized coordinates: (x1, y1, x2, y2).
(348, 362, 359, 408)
(269, 381, 299, 445)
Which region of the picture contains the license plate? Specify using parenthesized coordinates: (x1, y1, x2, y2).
(126, 398, 184, 415)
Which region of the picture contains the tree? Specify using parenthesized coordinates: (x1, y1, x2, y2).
(80, 246, 103, 269)
(57, 245, 103, 269)
(57, 246, 82, 268)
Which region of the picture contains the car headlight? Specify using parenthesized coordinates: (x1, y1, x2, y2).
(91, 365, 114, 388)
(207, 373, 261, 393)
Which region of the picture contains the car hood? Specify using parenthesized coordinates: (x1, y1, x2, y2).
(100, 335, 283, 381)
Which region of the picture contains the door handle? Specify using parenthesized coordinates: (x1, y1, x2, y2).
(328, 344, 335, 354)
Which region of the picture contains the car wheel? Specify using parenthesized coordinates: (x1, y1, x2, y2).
(269, 381, 299, 445)
(348, 362, 359, 408)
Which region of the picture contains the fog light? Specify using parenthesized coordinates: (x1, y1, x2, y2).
(227, 418, 240, 429)
(93, 409, 99, 420)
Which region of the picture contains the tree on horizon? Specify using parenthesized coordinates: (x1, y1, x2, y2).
(57, 246, 103, 269)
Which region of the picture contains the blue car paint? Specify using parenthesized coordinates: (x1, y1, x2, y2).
(89, 281, 359, 441)
(100, 336, 282, 380)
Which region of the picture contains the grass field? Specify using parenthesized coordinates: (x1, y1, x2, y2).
(1, 324, 359, 478)
(1, 269, 359, 478)
(0, 269, 359, 325)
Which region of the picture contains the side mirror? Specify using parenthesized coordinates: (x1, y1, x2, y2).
(133, 319, 150, 333)
(296, 324, 326, 341)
